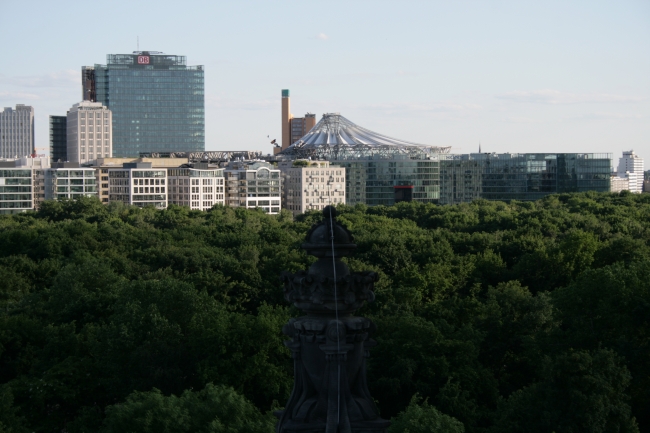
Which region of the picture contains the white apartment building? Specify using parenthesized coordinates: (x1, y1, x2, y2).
(95, 157, 190, 204)
(67, 102, 112, 164)
(108, 162, 167, 208)
(0, 105, 35, 159)
(0, 162, 35, 214)
(613, 150, 644, 193)
(279, 160, 346, 216)
(0, 157, 49, 214)
(45, 163, 97, 201)
(168, 163, 225, 211)
(224, 160, 281, 214)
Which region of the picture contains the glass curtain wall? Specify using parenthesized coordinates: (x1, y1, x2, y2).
(45, 169, 97, 200)
(436, 153, 612, 205)
(0, 169, 33, 214)
(93, 54, 204, 157)
(49, 116, 67, 164)
(332, 154, 440, 206)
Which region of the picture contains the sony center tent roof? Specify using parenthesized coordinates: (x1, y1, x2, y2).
(279, 113, 451, 159)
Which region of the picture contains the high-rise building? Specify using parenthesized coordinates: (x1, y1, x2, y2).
(615, 150, 644, 193)
(276, 89, 315, 155)
(49, 115, 67, 163)
(0, 105, 35, 159)
(66, 102, 112, 164)
(82, 52, 205, 157)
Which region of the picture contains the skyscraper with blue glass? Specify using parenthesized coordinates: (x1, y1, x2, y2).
(82, 52, 204, 157)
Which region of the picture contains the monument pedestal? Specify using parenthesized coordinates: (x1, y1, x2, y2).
(276, 207, 389, 433)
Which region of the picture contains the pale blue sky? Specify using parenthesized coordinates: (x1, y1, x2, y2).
(1, 0, 648, 164)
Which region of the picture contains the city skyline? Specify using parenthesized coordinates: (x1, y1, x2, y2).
(0, 0, 648, 163)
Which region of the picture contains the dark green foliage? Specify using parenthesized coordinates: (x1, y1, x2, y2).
(491, 349, 639, 433)
(0, 385, 29, 433)
(98, 384, 274, 433)
(0, 193, 648, 432)
(388, 395, 464, 433)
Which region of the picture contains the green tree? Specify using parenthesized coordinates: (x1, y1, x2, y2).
(100, 384, 274, 433)
(491, 349, 639, 433)
(389, 394, 464, 433)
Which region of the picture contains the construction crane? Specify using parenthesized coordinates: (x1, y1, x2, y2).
(31, 147, 47, 158)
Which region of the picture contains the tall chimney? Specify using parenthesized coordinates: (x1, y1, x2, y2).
(281, 89, 292, 150)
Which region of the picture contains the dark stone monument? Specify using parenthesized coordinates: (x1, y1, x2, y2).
(276, 206, 390, 433)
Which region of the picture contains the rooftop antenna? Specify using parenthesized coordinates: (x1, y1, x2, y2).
(479, 141, 482, 153)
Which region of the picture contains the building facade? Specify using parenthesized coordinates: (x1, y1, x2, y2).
(332, 156, 440, 206)
(0, 157, 49, 214)
(279, 160, 345, 216)
(83, 52, 205, 157)
(290, 114, 316, 146)
(95, 157, 190, 204)
(615, 150, 644, 193)
(439, 154, 483, 205)
(167, 163, 225, 211)
(0, 163, 33, 214)
(0, 105, 34, 159)
(67, 102, 112, 164)
(437, 153, 612, 204)
(49, 115, 67, 164)
(224, 161, 281, 214)
(108, 162, 167, 208)
(44, 163, 97, 201)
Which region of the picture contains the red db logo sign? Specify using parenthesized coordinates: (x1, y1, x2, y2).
(137, 56, 150, 64)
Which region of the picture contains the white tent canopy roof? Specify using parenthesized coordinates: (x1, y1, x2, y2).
(280, 113, 451, 158)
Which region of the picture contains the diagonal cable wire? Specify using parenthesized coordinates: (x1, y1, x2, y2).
(328, 208, 341, 427)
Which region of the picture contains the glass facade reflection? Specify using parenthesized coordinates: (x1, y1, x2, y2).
(332, 154, 440, 206)
(439, 153, 612, 204)
(49, 115, 67, 163)
(0, 168, 33, 214)
(84, 52, 204, 157)
(44, 167, 97, 201)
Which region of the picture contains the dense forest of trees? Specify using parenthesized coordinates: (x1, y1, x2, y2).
(0, 191, 648, 432)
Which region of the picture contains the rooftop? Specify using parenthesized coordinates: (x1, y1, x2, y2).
(279, 113, 451, 160)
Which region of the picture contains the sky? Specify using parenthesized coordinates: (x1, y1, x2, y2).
(1, 0, 648, 165)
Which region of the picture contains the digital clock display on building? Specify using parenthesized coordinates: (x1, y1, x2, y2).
(137, 56, 150, 65)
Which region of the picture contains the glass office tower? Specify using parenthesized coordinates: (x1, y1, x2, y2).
(82, 52, 204, 157)
(49, 115, 67, 163)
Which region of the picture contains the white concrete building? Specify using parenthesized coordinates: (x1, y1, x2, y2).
(224, 160, 281, 214)
(279, 160, 346, 217)
(0, 105, 35, 159)
(168, 163, 225, 211)
(45, 163, 97, 201)
(67, 102, 112, 164)
(615, 150, 644, 193)
(95, 157, 190, 204)
(611, 175, 632, 194)
(108, 162, 167, 208)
